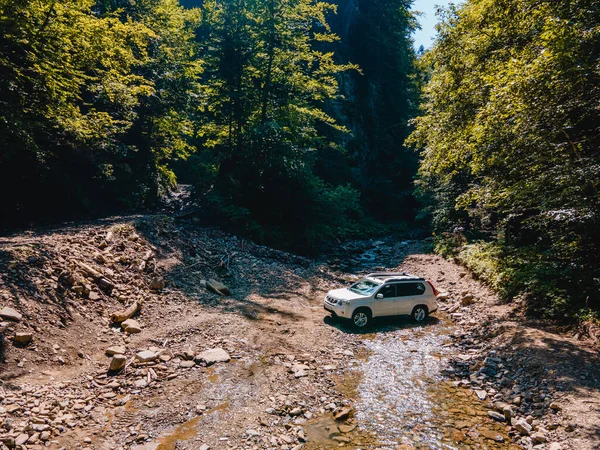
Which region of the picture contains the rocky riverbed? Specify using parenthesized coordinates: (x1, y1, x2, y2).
(0, 217, 598, 449)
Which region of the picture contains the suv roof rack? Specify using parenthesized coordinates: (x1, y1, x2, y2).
(365, 272, 424, 282)
(366, 272, 410, 278)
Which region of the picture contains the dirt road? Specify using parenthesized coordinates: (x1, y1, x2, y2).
(0, 217, 598, 449)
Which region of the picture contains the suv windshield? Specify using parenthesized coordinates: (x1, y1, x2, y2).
(349, 279, 380, 296)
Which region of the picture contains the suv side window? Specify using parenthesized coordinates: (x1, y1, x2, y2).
(396, 282, 426, 296)
(378, 284, 397, 298)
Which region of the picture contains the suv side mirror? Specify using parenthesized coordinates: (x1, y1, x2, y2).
(376, 293, 384, 299)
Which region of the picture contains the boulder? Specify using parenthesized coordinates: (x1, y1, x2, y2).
(195, 348, 230, 366)
(121, 319, 142, 334)
(0, 307, 22, 322)
(206, 279, 230, 296)
(109, 355, 127, 371)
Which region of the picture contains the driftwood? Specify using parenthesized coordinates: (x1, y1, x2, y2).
(110, 301, 141, 323)
(77, 262, 103, 280)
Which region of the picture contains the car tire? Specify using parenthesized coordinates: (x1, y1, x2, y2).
(351, 308, 371, 329)
(411, 305, 429, 323)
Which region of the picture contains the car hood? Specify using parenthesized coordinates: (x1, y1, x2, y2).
(328, 288, 366, 300)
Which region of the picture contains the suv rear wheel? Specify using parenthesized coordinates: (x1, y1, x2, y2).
(352, 308, 371, 328)
(411, 305, 428, 323)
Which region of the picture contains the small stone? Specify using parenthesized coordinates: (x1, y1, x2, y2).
(339, 424, 357, 433)
(515, 419, 532, 436)
(14, 332, 33, 344)
(548, 443, 562, 450)
(531, 432, 547, 444)
(461, 294, 475, 306)
(136, 350, 158, 363)
(488, 410, 505, 422)
(88, 291, 101, 301)
(0, 307, 22, 322)
(121, 319, 142, 334)
(479, 429, 504, 442)
(206, 279, 230, 296)
(180, 360, 196, 368)
(474, 390, 487, 401)
(195, 348, 230, 366)
(106, 346, 127, 356)
(199, 445, 210, 450)
(150, 278, 165, 291)
(503, 405, 513, 421)
(109, 354, 127, 371)
(549, 402, 561, 411)
(334, 406, 353, 421)
(15, 434, 29, 445)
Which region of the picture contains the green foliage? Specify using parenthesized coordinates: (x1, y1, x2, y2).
(0, 0, 201, 223)
(411, 0, 600, 319)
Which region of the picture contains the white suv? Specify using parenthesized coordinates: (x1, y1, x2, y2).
(324, 273, 439, 328)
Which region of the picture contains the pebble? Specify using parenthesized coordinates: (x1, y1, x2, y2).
(14, 331, 33, 344)
(122, 319, 142, 333)
(0, 306, 22, 322)
(195, 348, 230, 366)
(109, 354, 127, 371)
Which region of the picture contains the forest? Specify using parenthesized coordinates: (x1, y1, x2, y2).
(1, 0, 599, 320)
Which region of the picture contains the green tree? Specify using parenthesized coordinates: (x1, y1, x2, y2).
(410, 0, 600, 317)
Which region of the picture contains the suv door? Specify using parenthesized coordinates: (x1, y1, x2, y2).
(396, 282, 427, 315)
(372, 284, 398, 317)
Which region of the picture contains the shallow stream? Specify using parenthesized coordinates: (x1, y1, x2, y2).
(311, 240, 514, 449)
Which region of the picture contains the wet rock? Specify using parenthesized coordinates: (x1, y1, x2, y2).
(0, 306, 22, 322)
(14, 332, 33, 344)
(195, 348, 230, 366)
(206, 279, 230, 296)
(334, 406, 353, 421)
(479, 429, 504, 442)
(122, 319, 142, 334)
(110, 354, 127, 371)
(338, 424, 356, 433)
(515, 419, 532, 436)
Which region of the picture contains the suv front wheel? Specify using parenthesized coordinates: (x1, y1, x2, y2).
(352, 308, 371, 328)
(411, 305, 429, 323)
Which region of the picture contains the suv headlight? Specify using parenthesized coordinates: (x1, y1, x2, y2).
(339, 299, 350, 306)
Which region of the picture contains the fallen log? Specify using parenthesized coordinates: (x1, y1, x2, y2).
(110, 301, 141, 323)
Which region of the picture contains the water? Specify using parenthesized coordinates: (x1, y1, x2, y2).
(321, 240, 512, 449)
(356, 320, 458, 449)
